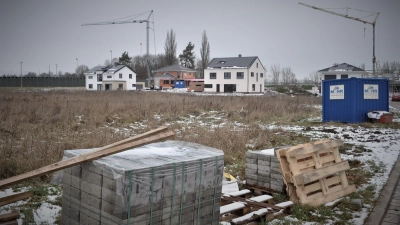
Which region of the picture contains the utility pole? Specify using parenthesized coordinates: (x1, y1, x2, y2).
(20, 62, 23, 88)
(56, 64, 58, 76)
(110, 50, 112, 65)
(76, 58, 78, 68)
(299, 3, 379, 77)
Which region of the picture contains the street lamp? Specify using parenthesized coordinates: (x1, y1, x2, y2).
(56, 64, 58, 76)
(20, 62, 23, 88)
(76, 58, 78, 68)
(110, 50, 112, 64)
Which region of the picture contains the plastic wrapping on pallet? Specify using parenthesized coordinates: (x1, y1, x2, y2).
(61, 140, 224, 225)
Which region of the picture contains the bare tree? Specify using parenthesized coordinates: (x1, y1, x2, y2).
(199, 30, 210, 78)
(308, 71, 321, 86)
(75, 65, 89, 77)
(281, 67, 293, 85)
(270, 64, 280, 85)
(164, 29, 178, 65)
(382, 61, 390, 73)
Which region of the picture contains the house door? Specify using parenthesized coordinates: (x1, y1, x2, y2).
(216, 84, 220, 93)
(97, 84, 102, 91)
(105, 84, 112, 91)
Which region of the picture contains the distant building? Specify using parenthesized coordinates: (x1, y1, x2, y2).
(204, 55, 265, 93)
(152, 64, 197, 89)
(318, 63, 370, 95)
(85, 65, 137, 91)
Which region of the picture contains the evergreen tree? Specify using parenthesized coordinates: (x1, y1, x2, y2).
(119, 51, 132, 66)
(179, 42, 195, 69)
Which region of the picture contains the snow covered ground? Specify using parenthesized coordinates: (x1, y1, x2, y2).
(1, 100, 399, 225)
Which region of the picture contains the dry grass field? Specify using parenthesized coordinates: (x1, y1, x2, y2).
(0, 89, 321, 183)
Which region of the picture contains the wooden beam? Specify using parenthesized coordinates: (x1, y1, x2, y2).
(0, 220, 18, 225)
(0, 211, 19, 223)
(0, 191, 33, 207)
(0, 127, 174, 189)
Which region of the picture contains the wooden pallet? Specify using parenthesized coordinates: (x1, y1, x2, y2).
(276, 139, 356, 206)
(219, 194, 293, 224)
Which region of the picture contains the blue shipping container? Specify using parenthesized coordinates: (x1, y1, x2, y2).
(175, 80, 185, 88)
(322, 78, 389, 123)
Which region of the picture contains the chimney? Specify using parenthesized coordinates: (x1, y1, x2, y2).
(238, 54, 242, 57)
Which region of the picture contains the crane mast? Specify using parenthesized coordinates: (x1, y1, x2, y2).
(299, 3, 379, 77)
(82, 10, 154, 85)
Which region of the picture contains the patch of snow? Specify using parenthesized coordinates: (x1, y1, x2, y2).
(220, 202, 246, 214)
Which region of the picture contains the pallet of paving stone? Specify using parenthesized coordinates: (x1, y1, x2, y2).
(276, 139, 356, 206)
(61, 140, 224, 225)
(245, 149, 285, 193)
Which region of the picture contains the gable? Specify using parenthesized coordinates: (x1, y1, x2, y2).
(318, 63, 366, 72)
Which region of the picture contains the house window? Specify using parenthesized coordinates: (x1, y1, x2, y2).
(88, 84, 93, 89)
(163, 80, 169, 84)
(325, 75, 336, 80)
(88, 76, 93, 79)
(260, 73, 263, 78)
(118, 84, 123, 90)
(257, 63, 258, 68)
(252, 84, 255, 91)
(171, 80, 175, 84)
(224, 72, 231, 79)
(107, 75, 112, 78)
(237, 72, 244, 79)
(210, 73, 216, 79)
(251, 72, 254, 77)
(256, 73, 258, 82)
(177, 72, 181, 78)
(218, 61, 226, 64)
(129, 74, 132, 79)
(119, 73, 122, 78)
(97, 74, 102, 81)
(205, 84, 212, 88)
(341, 74, 348, 79)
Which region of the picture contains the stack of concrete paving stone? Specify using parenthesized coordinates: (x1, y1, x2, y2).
(245, 149, 285, 192)
(61, 140, 224, 225)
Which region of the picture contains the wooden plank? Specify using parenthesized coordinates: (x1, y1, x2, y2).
(0, 211, 19, 223)
(301, 185, 356, 206)
(302, 176, 341, 194)
(221, 196, 282, 211)
(287, 139, 343, 158)
(0, 127, 174, 189)
(294, 161, 350, 185)
(0, 191, 33, 207)
(0, 220, 18, 225)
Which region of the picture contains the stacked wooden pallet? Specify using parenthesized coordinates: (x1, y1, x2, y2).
(245, 150, 285, 193)
(61, 140, 224, 225)
(219, 189, 293, 225)
(276, 139, 356, 206)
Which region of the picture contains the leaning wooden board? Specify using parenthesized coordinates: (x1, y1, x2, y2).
(276, 139, 356, 206)
(0, 127, 174, 189)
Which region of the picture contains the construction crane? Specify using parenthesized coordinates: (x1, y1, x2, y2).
(299, 3, 380, 77)
(82, 10, 154, 85)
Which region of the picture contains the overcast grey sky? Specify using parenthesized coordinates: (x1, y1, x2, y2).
(1, 0, 399, 79)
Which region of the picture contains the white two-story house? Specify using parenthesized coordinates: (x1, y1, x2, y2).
(85, 65, 136, 91)
(318, 63, 370, 95)
(204, 55, 265, 93)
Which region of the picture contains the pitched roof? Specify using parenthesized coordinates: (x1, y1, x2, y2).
(154, 72, 176, 79)
(85, 66, 108, 74)
(105, 65, 126, 74)
(318, 63, 366, 72)
(207, 56, 258, 69)
(154, 64, 196, 72)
